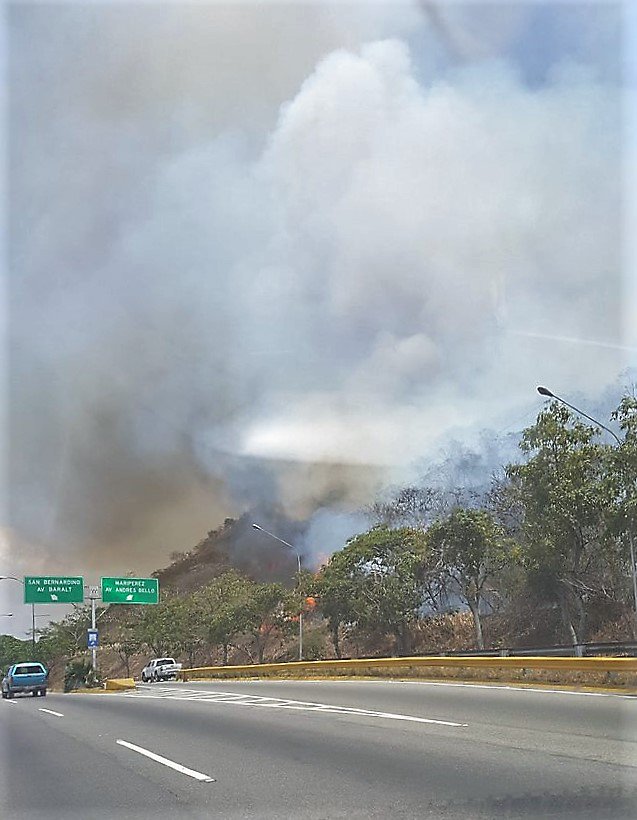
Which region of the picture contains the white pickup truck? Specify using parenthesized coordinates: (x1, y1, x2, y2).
(141, 657, 182, 683)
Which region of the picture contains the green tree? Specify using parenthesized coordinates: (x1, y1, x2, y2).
(135, 596, 184, 658)
(195, 571, 252, 665)
(606, 396, 637, 630)
(0, 634, 32, 672)
(426, 509, 511, 649)
(241, 582, 286, 664)
(171, 596, 206, 667)
(315, 526, 428, 656)
(109, 618, 143, 677)
(313, 568, 351, 658)
(505, 403, 610, 644)
(36, 605, 93, 666)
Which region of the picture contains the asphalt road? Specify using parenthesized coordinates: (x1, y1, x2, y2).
(1, 678, 636, 819)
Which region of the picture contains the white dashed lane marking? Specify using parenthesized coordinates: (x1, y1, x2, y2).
(39, 707, 64, 717)
(116, 739, 215, 782)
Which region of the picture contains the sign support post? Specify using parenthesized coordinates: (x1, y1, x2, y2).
(86, 584, 100, 673)
(90, 596, 97, 672)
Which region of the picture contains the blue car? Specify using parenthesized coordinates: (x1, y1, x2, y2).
(2, 662, 48, 698)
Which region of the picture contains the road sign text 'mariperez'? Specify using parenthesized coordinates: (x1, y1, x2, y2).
(101, 577, 159, 604)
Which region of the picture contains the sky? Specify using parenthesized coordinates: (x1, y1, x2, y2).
(1, 1, 635, 637)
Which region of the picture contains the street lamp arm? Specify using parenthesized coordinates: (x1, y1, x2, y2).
(251, 524, 298, 554)
(537, 387, 622, 446)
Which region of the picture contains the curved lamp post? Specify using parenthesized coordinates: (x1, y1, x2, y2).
(252, 523, 303, 661)
(537, 386, 637, 628)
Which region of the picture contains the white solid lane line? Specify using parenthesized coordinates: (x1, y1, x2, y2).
(38, 707, 64, 717)
(395, 680, 637, 699)
(116, 739, 215, 782)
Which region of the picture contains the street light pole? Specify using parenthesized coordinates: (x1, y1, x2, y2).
(537, 386, 637, 629)
(252, 523, 304, 661)
(0, 576, 34, 649)
(537, 386, 622, 445)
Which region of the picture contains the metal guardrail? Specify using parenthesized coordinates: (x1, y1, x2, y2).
(179, 654, 637, 681)
(431, 641, 637, 659)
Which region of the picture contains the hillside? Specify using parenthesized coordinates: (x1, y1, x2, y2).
(155, 513, 302, 594)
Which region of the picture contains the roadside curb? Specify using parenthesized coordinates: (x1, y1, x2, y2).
(105, 678, 136, 691)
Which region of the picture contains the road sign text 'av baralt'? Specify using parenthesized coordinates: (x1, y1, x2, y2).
(24, 576, 84, 604)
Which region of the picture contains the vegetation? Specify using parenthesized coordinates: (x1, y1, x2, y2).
(314, 526, 429, 656)
(426, 510, 511, 649)
(0, 635, 32, 672)
(1, 395, 635, 676)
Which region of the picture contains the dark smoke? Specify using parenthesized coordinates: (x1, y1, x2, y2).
(4, 2, 629, 597)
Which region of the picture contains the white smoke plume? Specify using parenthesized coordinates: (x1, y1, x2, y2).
(4, 2, 631, 596)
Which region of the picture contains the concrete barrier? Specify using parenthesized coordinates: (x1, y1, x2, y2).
(104, 677, 136, 691)
(179, 655, 637, 684)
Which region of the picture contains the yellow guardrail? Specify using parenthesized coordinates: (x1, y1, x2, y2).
(179, 654, 637, 681)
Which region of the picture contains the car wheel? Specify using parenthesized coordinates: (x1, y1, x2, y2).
(7, 690, 13, 699)
(1, 691, 6, 699)
(41, 689, 46, 697)
(32, 690, 38, 697)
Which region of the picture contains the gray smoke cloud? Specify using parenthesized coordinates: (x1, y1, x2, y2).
(3, 1, 632, 602)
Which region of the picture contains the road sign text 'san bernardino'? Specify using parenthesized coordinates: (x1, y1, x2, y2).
(24, 576, 84, 604)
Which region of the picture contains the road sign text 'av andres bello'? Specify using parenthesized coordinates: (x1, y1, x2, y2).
(24, 576, 84, 604)
(101, 577, 159, 605)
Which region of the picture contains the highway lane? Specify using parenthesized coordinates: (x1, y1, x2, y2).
(1, 680, 636, 819)
(163, 678, 637, 750)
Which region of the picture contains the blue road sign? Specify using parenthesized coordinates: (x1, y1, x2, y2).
(87, 629, 99, 648)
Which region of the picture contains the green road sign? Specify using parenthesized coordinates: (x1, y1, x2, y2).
(101, 577, 159, 604)
(24, 576, 84, 604)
